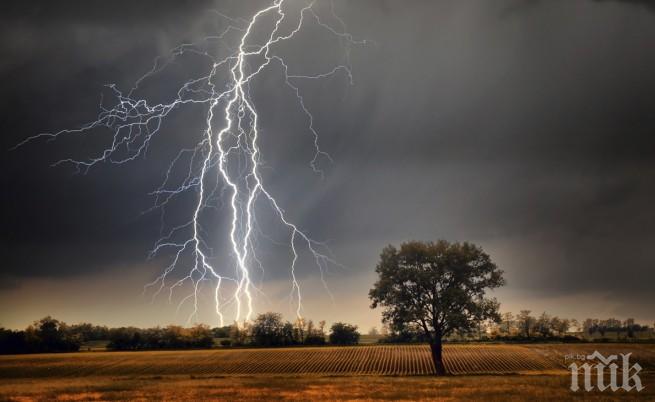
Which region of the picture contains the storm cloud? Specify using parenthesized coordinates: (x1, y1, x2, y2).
(2, 0, 654, 328)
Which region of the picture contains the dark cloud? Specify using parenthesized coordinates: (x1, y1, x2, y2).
(1, 0, 654, 321)
(594, 0, 655, 12)
(502, 0, 655, 17)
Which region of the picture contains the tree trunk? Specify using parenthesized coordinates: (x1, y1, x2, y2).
(429, 339, 446, 375)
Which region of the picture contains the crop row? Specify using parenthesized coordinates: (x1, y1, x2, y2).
(0, 344, 564, 378)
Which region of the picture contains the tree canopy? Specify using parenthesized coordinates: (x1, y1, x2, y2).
(329, 322, 360, 345)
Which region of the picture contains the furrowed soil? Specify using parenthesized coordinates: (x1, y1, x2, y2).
(0, 343, 653, 401)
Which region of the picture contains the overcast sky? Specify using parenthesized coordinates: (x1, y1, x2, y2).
(2, 0, 654, 330)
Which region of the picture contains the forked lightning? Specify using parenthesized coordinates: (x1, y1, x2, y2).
(15, 0, 365, 326)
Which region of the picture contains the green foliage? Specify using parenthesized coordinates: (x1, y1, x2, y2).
(329, 322, 360, 345)
(369, 241, 505, 342)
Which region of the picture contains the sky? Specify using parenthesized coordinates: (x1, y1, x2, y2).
(1, 0, 655, 330)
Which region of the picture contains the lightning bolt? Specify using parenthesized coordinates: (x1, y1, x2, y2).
(15, 0, 366, 326)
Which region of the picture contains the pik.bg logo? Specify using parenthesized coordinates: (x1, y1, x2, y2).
(567, 351, 645, 392)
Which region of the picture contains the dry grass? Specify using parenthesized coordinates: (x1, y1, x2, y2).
(0, 374, 653, 401)
(530, 343, 655, 369)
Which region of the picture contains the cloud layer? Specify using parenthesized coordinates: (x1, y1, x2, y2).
(2, 0, 654, 327)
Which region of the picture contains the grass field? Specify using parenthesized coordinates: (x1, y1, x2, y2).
(0, 344, 653, 400)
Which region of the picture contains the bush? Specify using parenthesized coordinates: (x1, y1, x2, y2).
(304, 334, 326, 345)
(329, 322, 360, 345)
(220, 339, 232, 347)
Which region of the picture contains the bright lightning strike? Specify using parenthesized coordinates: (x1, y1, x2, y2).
(15, 0, 366, 326)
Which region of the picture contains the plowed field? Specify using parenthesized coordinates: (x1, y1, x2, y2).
(0, 344, 564, 378)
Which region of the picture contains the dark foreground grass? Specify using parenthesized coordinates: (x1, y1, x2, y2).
(0, 374, 652, 401)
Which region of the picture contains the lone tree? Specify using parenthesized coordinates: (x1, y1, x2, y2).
(369, 240, 504, 375)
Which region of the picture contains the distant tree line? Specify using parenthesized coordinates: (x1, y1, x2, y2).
(378, 310, 653, 343)
(489, 310, 580, 341)
(0, 313, 361, 354)
(106, 325, 214, 350)
(0, 317, 83, 354)
(582, 318, 648, 338)
(0, 317, 215, 353)
(495, 311, 650, 341)
(223, 312, 360, 347)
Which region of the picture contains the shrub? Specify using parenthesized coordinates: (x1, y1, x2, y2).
(329, 322, 360, 345)
(304, 334, 326, 345)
